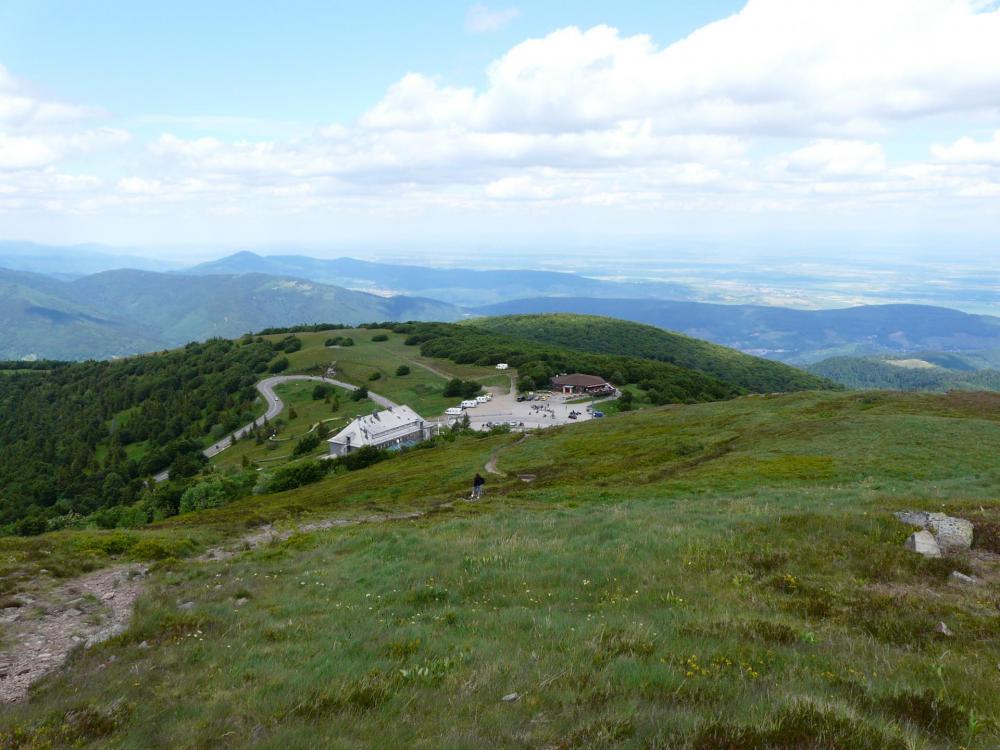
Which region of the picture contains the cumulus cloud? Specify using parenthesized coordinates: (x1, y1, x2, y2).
(466, 4, 520, 33)
(932, 131, 1000, 164)
(370, 1, 1000, 136)
(5, 0, 1000, 227)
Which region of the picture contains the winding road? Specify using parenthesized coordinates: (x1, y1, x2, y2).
(153, 375, 399, 481)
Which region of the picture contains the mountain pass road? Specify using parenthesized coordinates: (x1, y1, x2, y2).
(152, 375, 399, 482)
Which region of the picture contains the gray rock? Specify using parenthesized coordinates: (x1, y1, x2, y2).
(178, 601, 195, 611)
(137, 641, 150, 650)
(235, 598, 249, 607)
(896, 511, 973, 553)
(934, 621, 954, 637)
(950, 571, 976, 584)
(501, 692, 520, 703)
(926, 515, 973, 553)
(905, 530, 941, 558)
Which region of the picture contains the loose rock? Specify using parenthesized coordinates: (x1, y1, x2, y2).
(895, 511, 973, 553)
(934, 621, 954, 637)
(502, 692, 521, 703)
(950, 571, 976, 584)
(904, 530, 941, 558)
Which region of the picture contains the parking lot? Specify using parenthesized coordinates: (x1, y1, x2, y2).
(432, 383, 610, 432)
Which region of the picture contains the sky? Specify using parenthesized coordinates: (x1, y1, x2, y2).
(1, 0, 1000, 261)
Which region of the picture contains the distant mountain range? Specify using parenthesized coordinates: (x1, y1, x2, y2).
(187, 251, 693, 307)
(0, 267, 461, 360)
(3, 246, 999, 372)
(472, 297, 1000, 364)
(0, 240, 179, 279)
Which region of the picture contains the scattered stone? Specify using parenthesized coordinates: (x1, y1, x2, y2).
(67, 608, 83, 617)
(895, 511, 973, 553)
(904, 530, 941, 558)
(178, 601, 195, 611)
(102, 592, 115, 601)
(235, 598, 249, 607)
(950, 571, 976, 584)
(934, 621, 954, 637)
(137, 641, 150, 650)
(501, 692, 521, 703)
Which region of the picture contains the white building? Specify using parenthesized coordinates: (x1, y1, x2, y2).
(327, 405, 428, 457)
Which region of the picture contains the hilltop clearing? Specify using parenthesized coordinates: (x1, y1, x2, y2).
(1, 390, 999, 747)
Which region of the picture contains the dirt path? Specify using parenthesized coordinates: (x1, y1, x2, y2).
(0, 509, 432, 704)
(0, 564, 147, 704)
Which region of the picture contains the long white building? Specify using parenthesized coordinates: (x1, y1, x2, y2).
(327, 405, 428, 457)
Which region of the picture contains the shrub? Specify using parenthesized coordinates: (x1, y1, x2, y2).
(292, 432, 322, 457)
(368, 372, 382, 381)
(312, 384, 331, 400)
(351, 386, 368, 402)
(396, 365, 411, 376)
(371, 334, 389, 342)
(269, 357, 290, 374)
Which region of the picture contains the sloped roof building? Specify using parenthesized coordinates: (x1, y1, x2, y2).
(327, 405, 428, 456)
(550, 373, 615, 394)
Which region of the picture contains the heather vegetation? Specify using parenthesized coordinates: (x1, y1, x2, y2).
(2, 390, 999, 748)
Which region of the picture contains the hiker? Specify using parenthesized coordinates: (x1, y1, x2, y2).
(472, 473, 485, 500)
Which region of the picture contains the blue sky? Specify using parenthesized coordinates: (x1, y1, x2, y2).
(1, 1, 999, 259)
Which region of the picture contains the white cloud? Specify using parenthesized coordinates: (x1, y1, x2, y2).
(0, 64, 98, 128)
(774, 140, 887, 178)
(372, 1, 1000, 136)
(932, 130, 1000, 164)
(466, 4, 520, 33)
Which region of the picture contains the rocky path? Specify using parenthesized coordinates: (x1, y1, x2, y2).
(0, 564, 147, 703)
(0, 508, 431, 704)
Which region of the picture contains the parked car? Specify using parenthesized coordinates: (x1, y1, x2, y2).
(516, 396, 526, 402)
(475, 395, 490, 403)
(461, 399, 479, 408)
(593, 411, 605, 418)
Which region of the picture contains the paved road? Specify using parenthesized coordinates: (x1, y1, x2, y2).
(153, 375, 399, 481)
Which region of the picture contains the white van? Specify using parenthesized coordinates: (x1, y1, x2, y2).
(461, 400, 479, 409)
(475, 395, 490, 403)
(445, 407, 463, 416)
(496, 363, 509, 370)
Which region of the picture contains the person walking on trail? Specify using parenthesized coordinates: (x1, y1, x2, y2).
(472, 473, 485, 500)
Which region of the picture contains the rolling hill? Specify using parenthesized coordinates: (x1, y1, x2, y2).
(0, 268, 463, 360)
(187, 251, 694, 306)
(807, 354, 1000, 391)
(473, 297, 1000, 363)
(469, 313, 836, 393)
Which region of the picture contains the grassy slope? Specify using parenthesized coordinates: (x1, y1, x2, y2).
(3, 391, 1000, 748)
(470, 313, 836, 393)
(266, 327, 508, 416)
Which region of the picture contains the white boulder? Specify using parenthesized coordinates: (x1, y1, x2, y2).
(904, 530, 941, 558)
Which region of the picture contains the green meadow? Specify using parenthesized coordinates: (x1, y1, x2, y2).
(2, 390, 999, 748)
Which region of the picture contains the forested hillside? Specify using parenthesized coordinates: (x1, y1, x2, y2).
(0, 336, 295, 533)
(402, 322, 789, 403)
(808, 355, 1000, 391)
(469, 313, 833, 392)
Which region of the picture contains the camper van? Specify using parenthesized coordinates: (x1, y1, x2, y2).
(460, 400, 479, 409)
(445, 407, 463, 416)
(475, 394, 491, 404)
(496, 363, 509, 370)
